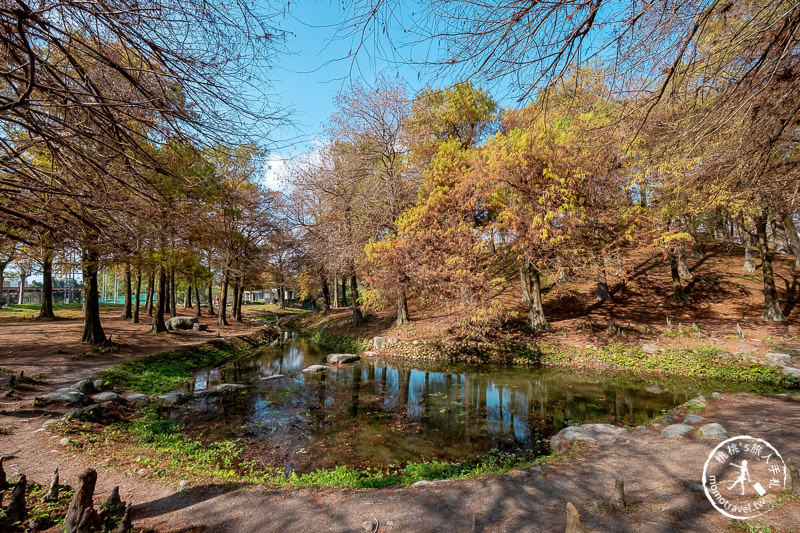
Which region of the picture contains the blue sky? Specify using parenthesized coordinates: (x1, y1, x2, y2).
(263, 1, 449, 188)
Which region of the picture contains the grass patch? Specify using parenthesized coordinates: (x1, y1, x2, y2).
(310, 330, 369, 354)
(100, 328, 278, 394)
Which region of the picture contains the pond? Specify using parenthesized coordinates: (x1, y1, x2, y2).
(174, 334, 775, 474)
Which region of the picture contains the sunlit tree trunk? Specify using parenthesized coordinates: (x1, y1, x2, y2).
(121, 262, 132, 319)
(218, 270, 230, 326)
(132, 265, 141, 324)
(194, 282, 202, 318)
(526, 266, 549, 331)
(38, 245, 55, 319)
(146, 270, 155, 317)
(17, 266, 25, 305)
(332, 278, 339, 308)
(782, 213, 800, 268)
(677, 242, 693, 280)
(81, 244, 107, 344)
(169, 268, 177, 319)
(520, 264, 532, 302)
(772, 218, 791, 254)
(152, 266, 168, 333)
(755, 215, 787, 322)
(395, 285, 410, 327)
(670, 253, 688, 301)
(743, 229, 756, 273)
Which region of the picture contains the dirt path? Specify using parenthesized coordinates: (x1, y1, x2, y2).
(3, 394, 799, 532)
(1, 313, 799, 532)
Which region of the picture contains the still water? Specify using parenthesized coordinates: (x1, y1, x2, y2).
(178, 334, 769, 473)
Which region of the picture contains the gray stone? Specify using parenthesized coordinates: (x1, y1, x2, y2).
(59, 437, 71, 446)
(326, 353, 361, 364)
(782, 366, 800, 379)
(699, 423, 729, 440)
(165, 316, 199, 331)
(66, 404, 101, 420)
(412, 480, 435, 487)
(217, 383, 246, 393)
(259, 375, 285, 381)
(374, 336, 387, 350)
(156, 391, 184, 406)
(39, 388, 88, 406)
(123, 393, 150, 405)
(711, 392, 724, 400)
(662, 412, 680, 424)
(686, 395, 708, 407)
(642, 344, 659, 354)
(529, 466, 543, 474)
(688, 482, 704, 492)
(192, 323, 208, 331)
(72, 379, 95, 394)
(635, 425, 647, 430)
(93, 379, 105, 391)
(661, 424, 694, 438)
(683, 414, 705, 424)
(766, 352, 793, 367)
(179, 480, 190, 491)
(301, 365, 328, 374)
(550, 424, 629, 452)
(91, 391, 120, 403)
(42, 419, 59, 428)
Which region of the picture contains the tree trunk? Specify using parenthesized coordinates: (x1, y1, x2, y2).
(17, 267, 25, 304)
(278, 285, 286, 309)
(163, 273, 171, 317)
(194, 282, 202, 318)
(755, 215, 787, 322)
(395, 286, 410, 326)
(320, 275, 331, 312)
(0, 264, 6, 306)
(743, 230, 756, 273)
(527, 267, 549, 331)
(132, 265, 141, 324)
(207, 281, 216, 315)
(783, 212, 800, 268)
(670, 253, 688, 302)
(520, 264, 532, 302)
(218, 271, 229, 326)
(152, 266, 167, 333)
(184, 286, 193, 309)
(169, 268, 177, 318)
(39, 246, 55, 319)
(81, 245, 107, 344)
(677, 242, 694, 280)
(772, 219, 791, 254)
(595, 263, 611, 301)
(145, 270, 155, 316)
(121, 262, 132, 319)
(332, 278, 339, 308)
(233, 280, 242, 322)
(340, 278, 348, 307)
(350, 274, 364, 327)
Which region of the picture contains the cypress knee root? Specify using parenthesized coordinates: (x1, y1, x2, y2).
(105, 485, 122, 508)
(65, 468, 97, 533)
(115, 504, 132, 533)
(44, 468, 59, 501)
(609, 478, 626, 511)
(6, 475, 27, 523)
(565, 502, 589, 533)
(76, 505, 99, 533)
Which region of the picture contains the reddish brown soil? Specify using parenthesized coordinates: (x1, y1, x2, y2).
(317, 243, 800, 356)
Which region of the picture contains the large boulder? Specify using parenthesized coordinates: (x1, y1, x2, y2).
(699, 423, 729, 440)
(326, 353, 360, 364)
(661, 423, 694, 438)
(38, 388, 88, 406)
(550, 424, 628, 452)
(165, 317, 199, 331)
(72, 379, 96, 395)
(783, 366, 800, 379)
(122, 393, 150, 405)
(90, 391, 121, 404)
(156, 391, 184, 406)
